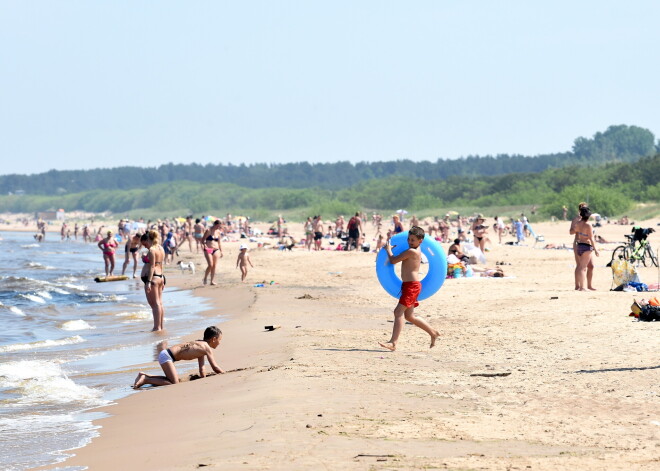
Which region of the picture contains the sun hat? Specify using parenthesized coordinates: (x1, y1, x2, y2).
(239, 244, 248, 250)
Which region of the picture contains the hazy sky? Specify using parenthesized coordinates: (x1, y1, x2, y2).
(1, 1, 658, 176)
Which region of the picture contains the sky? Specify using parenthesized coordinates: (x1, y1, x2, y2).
(1, 1, 659, 176)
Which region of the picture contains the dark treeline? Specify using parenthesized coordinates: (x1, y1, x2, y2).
(2, 125, 657, 195)
(1, 154, 658, 219)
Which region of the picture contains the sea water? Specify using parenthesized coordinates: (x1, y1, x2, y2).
(0, 231, 214, 470)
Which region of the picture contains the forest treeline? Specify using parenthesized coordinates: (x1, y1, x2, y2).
(2, 125, 657, 195)
(1, 154, 658, 220)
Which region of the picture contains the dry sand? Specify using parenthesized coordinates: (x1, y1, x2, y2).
(35, 218, 660, 470)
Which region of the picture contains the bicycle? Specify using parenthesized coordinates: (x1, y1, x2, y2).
(609, 233, 658, 267)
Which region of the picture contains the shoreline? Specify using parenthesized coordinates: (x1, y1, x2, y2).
(38, 219, 660, 470)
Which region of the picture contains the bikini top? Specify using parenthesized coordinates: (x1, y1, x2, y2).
(141, 255, 150, 263)
(206, 235, 219, 242)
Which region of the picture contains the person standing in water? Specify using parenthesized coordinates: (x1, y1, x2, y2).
(97, 230, 118, 277)
(140, 231, 166, 331)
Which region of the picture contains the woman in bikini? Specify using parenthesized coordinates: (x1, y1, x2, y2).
(202, 220, 223, 285)
(141, 231, 166, 331)
(121, 232, 142, 278)
(569, 202, 596, 290)
(304, 217, 314, 251)
(193, 218, 205, 253)
(572, 206, 599, 291)
(471, 214, 488, 253)
(97, 230, 118, 277)
(392, 215, 404, 234)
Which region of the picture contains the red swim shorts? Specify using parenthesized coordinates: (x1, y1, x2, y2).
(399, 281, 422, 308)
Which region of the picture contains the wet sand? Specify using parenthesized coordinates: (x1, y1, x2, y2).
(36, 218, 660, 470)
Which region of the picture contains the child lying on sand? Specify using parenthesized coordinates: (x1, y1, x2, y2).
(133, 326, 225, 388)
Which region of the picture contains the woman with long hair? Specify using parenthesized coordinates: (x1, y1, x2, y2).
(97, 230, 118, 276)
(141, 230, 166, 331)
(202, 220, 223, 285)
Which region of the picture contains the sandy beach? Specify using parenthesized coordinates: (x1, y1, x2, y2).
(32, 218, 660, 470)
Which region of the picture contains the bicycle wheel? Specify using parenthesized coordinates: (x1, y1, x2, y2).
(609, 245, 628, 266)
(645, 245, 658, 267)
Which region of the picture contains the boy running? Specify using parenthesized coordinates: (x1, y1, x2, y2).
(379, 226, 440, 351)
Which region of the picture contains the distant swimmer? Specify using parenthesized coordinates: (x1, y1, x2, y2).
(133, 326, 225, 388)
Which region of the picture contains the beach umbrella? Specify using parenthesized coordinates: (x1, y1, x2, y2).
(396, 209, 408, 215)
(447, 210, 459, 216)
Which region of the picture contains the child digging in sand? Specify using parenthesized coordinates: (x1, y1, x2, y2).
(379, 226, 440, 351)
(133, 326, 225, 388)
(236, 244, 254, 282)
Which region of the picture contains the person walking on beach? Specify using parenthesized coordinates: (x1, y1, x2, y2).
(346, 212, 362, 250)
(236, 244, 254, 282)
(379, 226, 440, 351)
(97, 230, 118, 276)
(573, 207, 599, 291)
(313, 216, 324, 251)
(304, 217, 314, 251)
(133, 326, 225, 388)
(202, 220, 223, 285)
(193, 218, 205, 253)
(141, 231, 166, 331)
(570, 203, 598, 291)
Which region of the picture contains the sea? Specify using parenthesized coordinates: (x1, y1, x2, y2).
(0, 231, 214, 470)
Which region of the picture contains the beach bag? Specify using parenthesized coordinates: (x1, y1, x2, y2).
(638, 304, 660, 322)
(610, 259, 638, 290)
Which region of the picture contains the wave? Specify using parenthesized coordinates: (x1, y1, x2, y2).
(36, 290, 53, 300)
(19, 293, 46, 304)
(24, 261, 54, 270)
(0, 360, 105, 406)
(115, 310, 150, 322)
(0, 302, 26, 316)
(20, 243, 41, 248)
(0, 335, 85, 353)
(82, 293, 127, 303)
(60, 320, 95, 331)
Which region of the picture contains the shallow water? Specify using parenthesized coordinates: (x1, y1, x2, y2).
(0, 231, 214, 470)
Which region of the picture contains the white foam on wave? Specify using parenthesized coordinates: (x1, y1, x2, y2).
(0, 335, 85, 353)
(9, 306, 25, 316)
(86, 294, 127, 303)
(0, 360, 105, 406)
(26, 261, 54, 270)
(20, 293, 46, 304)
(50, 287, 70, 295)
(60, 320, 95, 331)
(36, 290, 53, 299)
(61, 282, 87, 291)
(20, 243, 40, 248)
(115, 310, 150, 323)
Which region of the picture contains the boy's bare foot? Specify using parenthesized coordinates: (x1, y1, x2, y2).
(588, 287, 597, 291)
(430, 330, 440, 348)
(133, 372, 145, 389)
(202, 278, 207, 285)
(210, 281, 217, 286)
(379, 342, 396, 351)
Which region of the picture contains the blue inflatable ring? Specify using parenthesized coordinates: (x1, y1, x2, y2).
(375, 232, 447, 301)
